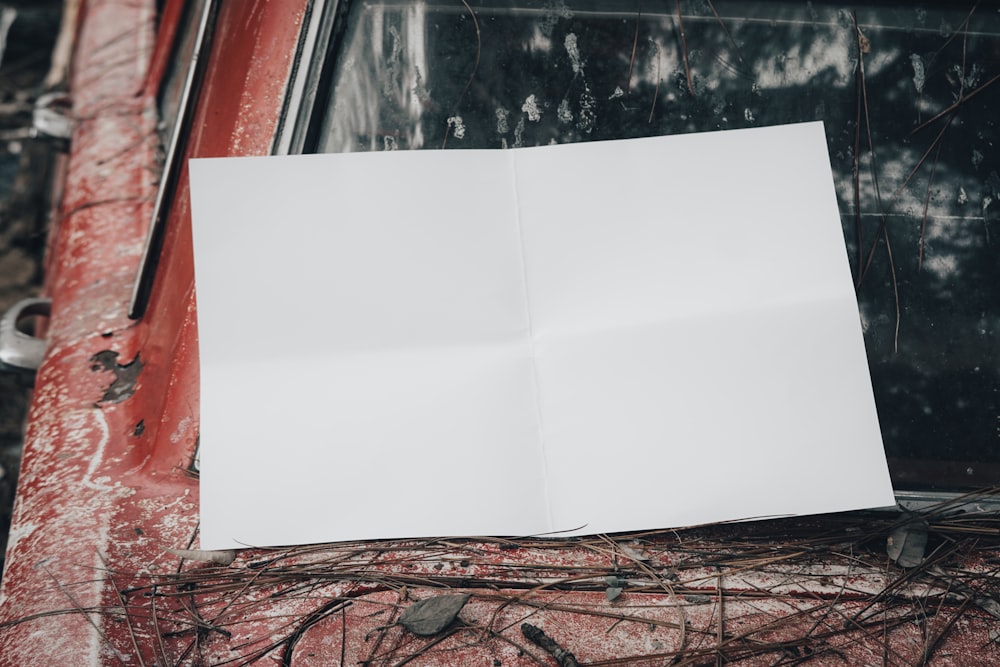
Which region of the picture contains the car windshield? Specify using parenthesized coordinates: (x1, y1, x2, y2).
(307, 1, 1000, 491)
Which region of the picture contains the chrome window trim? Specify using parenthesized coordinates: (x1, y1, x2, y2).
(129, 0, 219, 320)
(895, 489, 1000, 515)
(272, 0, 342, 156)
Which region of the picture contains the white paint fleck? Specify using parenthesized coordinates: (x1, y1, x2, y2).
(383, 135, 398, 150)
(744, 108, 755, 123)
(513, 116, 526, 148)
(495, 106, 509, 134)
(446, 115, 466, 139)
(557, 98, 573, 123)
(577, 84, 596, 133)
(565, 32, 583, 74)
(958, 186, 968, 204)
(80, 409, 113, 491)
(910, 54, 925, 93)
(967, 62, 982, 88)
(0, 522, 38, 581)
(609, 86, 624, 100)
(170, 416, 193, 444)
(984, 195, 994, 213)
(522, 94, 541, 122)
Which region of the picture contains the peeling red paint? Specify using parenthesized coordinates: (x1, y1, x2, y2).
(0, 0, 306, 663)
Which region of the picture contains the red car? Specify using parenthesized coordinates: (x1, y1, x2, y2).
(2, 1, 999, 664)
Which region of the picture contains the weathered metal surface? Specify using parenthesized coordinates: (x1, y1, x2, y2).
(0, 0, 308, 663)
(2, 1, 1000, 666)
(0, 0, 162, 662)
(8, 515, 991, 666)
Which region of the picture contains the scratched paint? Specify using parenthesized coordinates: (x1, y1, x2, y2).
(90, 349, 143, 403)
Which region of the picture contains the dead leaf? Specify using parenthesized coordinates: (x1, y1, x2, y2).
(399, 593, 470, 636)
(857, 28, 871, 54)
(887, 519, 928, 568)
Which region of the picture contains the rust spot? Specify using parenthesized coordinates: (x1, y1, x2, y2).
(90, 350, 142, 403)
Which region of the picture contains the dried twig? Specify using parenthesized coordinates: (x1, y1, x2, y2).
(625, 1, 641, 94)
(648, 37, 661, 124)
(6, 492, 1000, 665)
(675, 0, 694, 96)
(917, 127, 946, 272)
(40, 563, 129, 667)
(704, 0, 750, 77)
(851, 11, 900, 352)
(99, 553, 147, 667)
(912, 69, 1000, 135)
(522, 623, 581, 667)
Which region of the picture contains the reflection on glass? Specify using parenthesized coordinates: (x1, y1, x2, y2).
(312, 1, 1000, 491)
(158, 0, 210, 149)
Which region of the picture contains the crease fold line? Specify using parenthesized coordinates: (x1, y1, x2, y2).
(508, 150, 555, 534)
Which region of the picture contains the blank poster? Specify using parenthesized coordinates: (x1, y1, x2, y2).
(190, 121, 895, 550)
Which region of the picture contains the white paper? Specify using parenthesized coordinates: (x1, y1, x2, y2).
(191, 122, 895, 550)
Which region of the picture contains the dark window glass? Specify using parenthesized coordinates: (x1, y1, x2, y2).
(309, 1, 1000, 491)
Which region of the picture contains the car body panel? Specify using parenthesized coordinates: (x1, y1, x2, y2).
(0, 0, 308, 663)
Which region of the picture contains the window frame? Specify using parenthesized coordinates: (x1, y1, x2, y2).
(129, 0, 219, 319)
(285, 0, 1000, 505)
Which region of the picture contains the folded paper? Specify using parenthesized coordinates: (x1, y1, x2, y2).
(190, 121, 894, 550)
